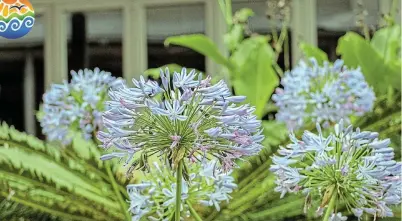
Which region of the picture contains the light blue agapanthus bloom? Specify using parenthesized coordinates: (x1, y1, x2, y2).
(272, 58, 375, 130)
(127, 160, 237, 221)
(97, 68, 264, 172)
(39, 68, 124, 145)
(270, 120, 401, 220)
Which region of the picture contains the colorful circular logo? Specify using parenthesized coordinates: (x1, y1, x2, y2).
(0, 0, 35, 39)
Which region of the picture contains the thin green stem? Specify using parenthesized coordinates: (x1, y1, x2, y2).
(225, 0, 233, 26)
(273, 63, 284, 77)
(175, 160, 183, 221)
(106, 162, 131, 221)
(389, 0, 397, 25)
(270, 22, 279, 43)
(273, 17, 289, 61)
(363, 25, 371, 41)
(323, 191, 337, 221)
(284, 33, 290, 71)
(187, 201, 203, 221)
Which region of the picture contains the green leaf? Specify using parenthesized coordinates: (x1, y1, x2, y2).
(0, 148, 118, 210)
(218, 0, 233, 27)
(72, 133, 92, 160)
(144, 64, 187, 79)
(262, 121, 288, 147)
(164, 34, 234, 72)
(371, 25, 401, 63)
(0, 196, 62, 221)
(299, 42, 329, 65)
(233, 8, 254, 22)
(337, 32, 401, 94)
(224, 24, 244, 51)
(231, 36, 279, 118)
(71, 131, 101, 161)
(0, 122, 126, 220)
(229, 34, 263, 80)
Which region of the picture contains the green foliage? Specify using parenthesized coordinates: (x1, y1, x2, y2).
(165, 34, 235, 72)
(0, 196, 62, 221)
(224, 23, 244, 52)
(231, 36, 278, 118)
(163, 9, 279, 119)
(233, 8, 254, 23)
(144, 64, 185, 79)
(0, 122, 130, 221)
(70, 132, 101, 161)
(299, 42, 329, 65)
(224, 8, 254, 51)
(371, 25, 401, 63)
(337, 27, 401, 94)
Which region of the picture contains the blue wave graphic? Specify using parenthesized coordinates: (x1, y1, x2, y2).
(0, 16, 35, 39)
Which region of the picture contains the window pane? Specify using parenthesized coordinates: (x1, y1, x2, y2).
(316, 0, 380, 61)
(0, 51, 25, 131)
(34, 47, 45, 138)
(67, 10, 123, 79)
(146, 4, 206, 72)
(0, 13, 44, 135)
(232, 0, 292, 69)
(233, 0, 273, 33)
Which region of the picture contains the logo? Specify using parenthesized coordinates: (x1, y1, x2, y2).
(0, 0, 35, 39)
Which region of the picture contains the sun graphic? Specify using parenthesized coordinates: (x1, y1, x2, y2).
(0, 0, 34, 18)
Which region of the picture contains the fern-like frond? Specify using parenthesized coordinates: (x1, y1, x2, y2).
(0, 122, 127, 220)
(0, 196, 63, 221)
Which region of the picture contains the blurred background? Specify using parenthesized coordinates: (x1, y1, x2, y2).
(0, 0, 400, 137)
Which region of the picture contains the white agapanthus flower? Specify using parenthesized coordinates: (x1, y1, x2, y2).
(270, 120, 401, 220)
(97, 68, 264, 171)
(272, 58, 375, 130)
(329, 212, 348, 221)
(39, 68, 124, 144)
(127, 160, 237, 220)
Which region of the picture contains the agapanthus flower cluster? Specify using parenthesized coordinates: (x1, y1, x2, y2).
(98, 68, 263, 171)
(270, 120, 401, 220)
(39, 68, 124, 145)
(272, 58, 375, 130)
(127, 160, 237, 221)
